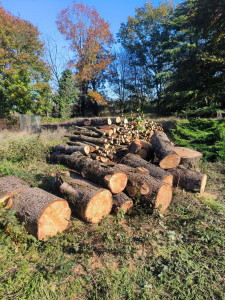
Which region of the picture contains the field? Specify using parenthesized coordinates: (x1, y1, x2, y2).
(0, 120, 224, 299)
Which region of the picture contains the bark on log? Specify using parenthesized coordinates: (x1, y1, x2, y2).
(174, 147, 203, 170)
(114, 164, 172, 212)
(55, 144, 90, 155)
(69, 134, 107, 145)
(10, 187, 71, 240)
(112, 192, 133, 214)
(128, 140, 154, 161)
(0, 176, 30, 207)
(151, 131, 180, 169)
(111, 117, 121, 124)
(168, 165, 207, 194)
(90, 118, 112, 126)
(84, 126, 104, 136)
(121, 153, 173, 186)
(72, 130, 100, 137)
(50, 152, 128, 194)
(72, 118, 91, 126)
(56, 172, 113, 224)
(66, 141, 98, 152)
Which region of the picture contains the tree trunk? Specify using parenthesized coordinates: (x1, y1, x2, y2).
(55, 144, 90, 155)
(121, 153, 173, 186)
(151, 131, 180, 169)
(56, 172, 113, 224)
(174, 147, 203, 170)
(10, 187, 71, 240)
(112, 192, 133, 214)
(0, 176, 30, 207)
(50, 152, 128, 194)
(168, 165, 207, 194)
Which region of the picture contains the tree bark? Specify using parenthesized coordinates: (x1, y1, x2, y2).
(10, 187, 71, 240)
(112, 192, 133, 214)
(121, 153, 173, 186)
(151, 131, 180, 169)
(50, 152, 128, 194)
(56, 172, 113, 224)
(69, 134, 107, 145)
(174, 147, 203, 170)
(168, 165, 207, 194)
(90, 118, 112, 126)
(55, 144, 90, 155)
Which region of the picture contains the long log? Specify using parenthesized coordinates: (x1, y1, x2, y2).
(66, 141, 98, 152)
(69, 134, 107, 145)
(55, 144, 90, 155)
(111, 117, 121, 124)
(0, 176, 30, 207)
(9, 187, 71, 240)
(72, 130, 100, 137)
(174, 147, 203, 170)
(50, 152, 128, 194)
(151, 131, 180, 169)
(84, 126, 104, 136)
(90, 118, 112, 126)
(112, 192, 133, 214)
(168, 165, 207, 194)
(56, 172, 112, 224)
(121, 153, 173, 186)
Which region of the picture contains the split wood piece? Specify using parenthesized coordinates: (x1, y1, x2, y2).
(55, 144, 90, 155)
(69, 134, 107, 145)
(151, 131, 180, 169)
(84, 126, 104, 136)
(112, 192, 133, 214)
(56, 172, 113, 224)
(66, 141, 97, 152)
(50, 152, 128, 194)
(114, 164, 172, 212)
(168, 165, 207, 194)
(121, 153, 173, 186)
(174, 147, 203, 170)
(0, 176, 30, 207)
(91, 118, 112, 126)
(10, 187, 71, 240)
(110, 117, 121, 124)
(128, 140, 154, 161)
(72, 130, 100, 137)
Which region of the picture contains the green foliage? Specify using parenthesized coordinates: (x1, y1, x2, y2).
(171, 119, 225, 161)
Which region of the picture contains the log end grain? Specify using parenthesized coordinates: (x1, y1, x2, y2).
(104, 172, 128, 194)
(162, 174, 174, 187)
(84, 189, 113, 223)
(38, 200, 71, 240)
(159, 153, 181, 169)
(155, 183, 172, 213)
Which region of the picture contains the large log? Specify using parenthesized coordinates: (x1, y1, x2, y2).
(0, 176, 30, 207)
(151, 131, 180, 169)
(114, 164, 172, 213)
(90, 118, 112, 126)
(56, 172, 113, 224)
(55, 144, 90, 155)
(9, 187, 71, 240)
(112, 192, 133, 214)
(51, 152, 128, 194)
(121, 153, 173, 186)
(168, 165, 207, 194)
(174, 147, 203, 170)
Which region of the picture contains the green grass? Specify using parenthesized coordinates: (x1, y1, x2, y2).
(0, 126, 224, 299)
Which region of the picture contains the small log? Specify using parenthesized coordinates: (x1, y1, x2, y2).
(151, 131, 180, 169)
(10, 187, 71, 240)
(66, 141, 96, 152)
(55, 144, 90, 155)
(0, 176, 30, 207)
(174, 147, 203, 170)
(69, 134, 107, 145)
(72, 130, 100, 137)
(84, 126, 104, 136)
(91, 118, 112, 126)
(51, 152, 128, 194)
(112, 192, 133, 214)
(128, 140, 154, 161)
(73, 118, 91, 126)
(168, 165, 207, 194)
(121, 153, 173, 186)
(56, 172, 113, 224)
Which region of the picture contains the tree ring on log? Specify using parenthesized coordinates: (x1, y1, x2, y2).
(105, 172, 128, 194)
(159, 153, 181, 169)
(155, 183, 172, 213)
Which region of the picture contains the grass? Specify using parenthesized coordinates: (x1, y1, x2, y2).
(0, 126, 224, 299)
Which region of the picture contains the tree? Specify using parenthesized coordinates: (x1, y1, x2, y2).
(0, 4, 52, 116)
(57, 1, 114, 115)
(54, 69, 79, 119)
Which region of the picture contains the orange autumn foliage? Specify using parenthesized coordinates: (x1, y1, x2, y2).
(87, 89, 107, 105)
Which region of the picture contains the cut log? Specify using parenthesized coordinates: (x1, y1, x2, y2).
(56, 172, 113, 224)
(51, 152, 128, 194)
(55, 144, 90, 155)
(69, 134, 107, 145)
(66, 141, 98, 152)
(168, 165, 207, 194)
(151, 131, 180, 169)
(111, 117, 121, 124)
(84, 126, 104, 136)
(128, 140, 154, 161)
(121, 153, 173, 186)
(72, 130, 100, 137)
(174, 147, 203, 170)
(114, 164, 172, 212)
(10, 187, 71, 240)
(73, 118, 91, 126)
(90, 118, 112, 126)
(112, 192, 133, 214)
(0, 176, 30, 207)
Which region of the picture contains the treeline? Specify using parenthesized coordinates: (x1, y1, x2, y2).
(0, 1, 225, 118)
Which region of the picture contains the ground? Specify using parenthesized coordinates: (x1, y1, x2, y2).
(0, 123, 224, 299)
